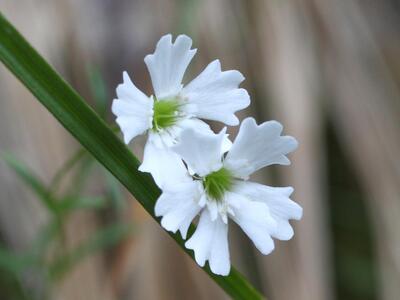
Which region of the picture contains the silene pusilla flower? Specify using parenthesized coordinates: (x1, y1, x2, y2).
(112, 34, 249, 188)
(155, 118, 302, 275)
(112, 34, 302, 276)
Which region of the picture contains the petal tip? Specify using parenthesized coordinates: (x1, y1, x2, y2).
(261, 242, 275, 256)
(123, 136, 132, 145)
(159, 33, 172, 44)
(210, 265, 231, 276)
(176, 34, 193, 45)
(225, 115, 240, 126)
(295, 205, 304, 220)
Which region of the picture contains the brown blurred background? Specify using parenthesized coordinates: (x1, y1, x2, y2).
(0, 0, 400, 299)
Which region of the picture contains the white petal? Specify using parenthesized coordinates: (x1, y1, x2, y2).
(206, 199, 219, 221)
(155, 181, 202, 239)
(182, 60, 250, 125)
(175, 118, 232, 154)
(139, 134, 190, 188)
(185, 210, 230, 275)
(112, 72, 153, 144)
(225, 118, 298, 179)
(227, 192, 277, 255)
(144, 34, 197, 99)
(221, 136, 233, 154)
(172, 127, 225, 177)
(152, 126, 180, 148)
(233, 181, 302, 240)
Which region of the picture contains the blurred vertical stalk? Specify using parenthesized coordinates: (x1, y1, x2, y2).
(252, 1, 333, 299)
(313, 1, 400, 299)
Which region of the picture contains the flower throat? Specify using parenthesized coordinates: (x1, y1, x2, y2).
(152, 98, 181, 131)
(203, 168, 233, 201)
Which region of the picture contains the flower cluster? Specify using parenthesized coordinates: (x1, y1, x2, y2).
(112, 34, 302, 276)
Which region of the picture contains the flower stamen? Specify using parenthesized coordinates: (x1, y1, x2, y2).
(203, 168, 233, 201)
(152, 98, 181, 131)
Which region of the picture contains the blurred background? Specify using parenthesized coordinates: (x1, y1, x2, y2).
(0, 0, 400, 299)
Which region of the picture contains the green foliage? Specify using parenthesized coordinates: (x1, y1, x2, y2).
(57, 196, 108, 212)
(1, 81, 128, 298)
(104, 171, 127, 212)
(87, 65, 108, 118)
(49, 223, 133, 280)
(0, 11, 265, 300)
(1, 151, 130, 298)
(0, 262, 31, 300)
(4, 154, 57, 212)
(0, 247, 36, 275)
(50, 148, 87, 194)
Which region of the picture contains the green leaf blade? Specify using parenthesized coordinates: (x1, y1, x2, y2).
(3, 154, 56, 212)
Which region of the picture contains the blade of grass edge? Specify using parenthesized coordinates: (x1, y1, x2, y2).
(0, 12, 265, 300)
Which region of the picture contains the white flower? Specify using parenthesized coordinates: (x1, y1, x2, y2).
(155, 117, 303, 276)
(112, 34, 250, 188)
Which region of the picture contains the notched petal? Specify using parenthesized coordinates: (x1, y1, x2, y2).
(172, 127, 226, 177)
(185, 210, 230, 275)
(182, 59, 250, 125)
(225, 117, 298, 178)
(233, 181, 303, 241)
(156, 181, 202, 239)
(145, 34, 197, 99)
(112, 72, 153, 144)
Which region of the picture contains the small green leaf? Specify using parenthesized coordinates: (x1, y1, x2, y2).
(0, 246, 36, 275)
(50, 148, 87, 194)
(29, 219, 61, 259)
(57, 196, 108, 212)
(3, 154, 57, 212)
(67, 155, 95, 197)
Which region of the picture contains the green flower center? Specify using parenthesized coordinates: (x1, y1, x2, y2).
(203, 168, 233, 201)
(152, 98, 181, 131)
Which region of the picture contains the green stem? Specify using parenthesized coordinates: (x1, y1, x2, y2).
(50, 148, 87, 194)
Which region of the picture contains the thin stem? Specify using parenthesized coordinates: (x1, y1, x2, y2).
(50, 148, 87, 194)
